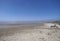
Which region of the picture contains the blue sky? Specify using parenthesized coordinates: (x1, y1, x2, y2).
(0, 0, 60, 21)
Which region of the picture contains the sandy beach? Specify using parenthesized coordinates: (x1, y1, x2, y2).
(0, 23, 60, 41)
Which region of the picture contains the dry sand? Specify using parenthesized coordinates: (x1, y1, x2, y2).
(0, 23, 60, 41)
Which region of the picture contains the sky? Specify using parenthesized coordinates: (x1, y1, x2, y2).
(0, 0, 60, 21)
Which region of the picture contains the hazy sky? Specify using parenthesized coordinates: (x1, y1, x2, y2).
(0, 0, 60, 21)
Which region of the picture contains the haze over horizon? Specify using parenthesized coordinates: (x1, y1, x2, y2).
(0, 0, 60, 21)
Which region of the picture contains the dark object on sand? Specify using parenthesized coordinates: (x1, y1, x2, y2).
(50, 24, 58, 28)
